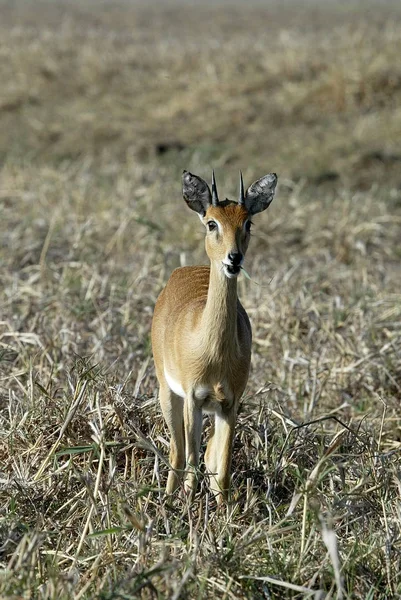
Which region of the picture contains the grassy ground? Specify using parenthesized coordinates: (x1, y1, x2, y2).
(1, 1, 401, 598)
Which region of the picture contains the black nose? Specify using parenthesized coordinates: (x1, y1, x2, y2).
(228, 252, 243, 267)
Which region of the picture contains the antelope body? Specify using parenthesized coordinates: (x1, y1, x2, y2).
(151, 170, 278, 502)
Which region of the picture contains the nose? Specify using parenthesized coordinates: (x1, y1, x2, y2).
(228, 252, 243, 267)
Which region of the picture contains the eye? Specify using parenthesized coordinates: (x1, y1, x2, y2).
(245, 220, 253, 233)
(207, 220, 218, 232)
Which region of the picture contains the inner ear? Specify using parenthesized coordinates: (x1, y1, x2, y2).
(182, 171, 212, 216)
(245, 173, 278, 215)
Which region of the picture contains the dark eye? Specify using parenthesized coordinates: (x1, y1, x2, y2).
(207, 221, 217, 232)
(245, 220, 252, 233)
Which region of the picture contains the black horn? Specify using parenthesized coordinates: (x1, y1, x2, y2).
(211, 170, 219, 206)
(238, 170, 245, 205)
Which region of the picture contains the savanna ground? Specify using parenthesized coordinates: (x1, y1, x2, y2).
(1, 0, 401, 597)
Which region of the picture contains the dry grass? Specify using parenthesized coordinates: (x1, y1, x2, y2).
(1, 1, 401, 598)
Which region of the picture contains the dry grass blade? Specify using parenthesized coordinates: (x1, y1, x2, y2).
(239, 574, 318, 595)
(320, 518, 344, 599)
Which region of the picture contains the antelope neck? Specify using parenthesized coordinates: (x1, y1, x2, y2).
(199, 260, 239, 358)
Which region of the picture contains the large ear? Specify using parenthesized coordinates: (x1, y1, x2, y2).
(182, 170, 212, 217)
(245, 173, 278, 215)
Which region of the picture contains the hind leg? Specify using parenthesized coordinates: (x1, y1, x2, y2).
(159, 381, 185, 495)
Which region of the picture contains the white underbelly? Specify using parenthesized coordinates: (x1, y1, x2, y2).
(164, 370, 215, 405)
(164, 369, 185, 398)
(163, 369, 235, 416)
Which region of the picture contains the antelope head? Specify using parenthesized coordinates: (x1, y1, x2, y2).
(182, 170, 278, 279)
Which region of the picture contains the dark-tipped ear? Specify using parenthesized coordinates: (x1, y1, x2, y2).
(182, 170, 212, 217)
(245, 173, 278, 215)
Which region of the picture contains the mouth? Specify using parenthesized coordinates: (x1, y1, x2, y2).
(222, 263, 241, 279)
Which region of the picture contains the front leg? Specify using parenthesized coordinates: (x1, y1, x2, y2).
(209, 406, 237, 504)
(183, 391, 203, 499)
(158, 381, 185, 496)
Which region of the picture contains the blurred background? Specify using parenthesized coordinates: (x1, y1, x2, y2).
(2, 0, 401, 186)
